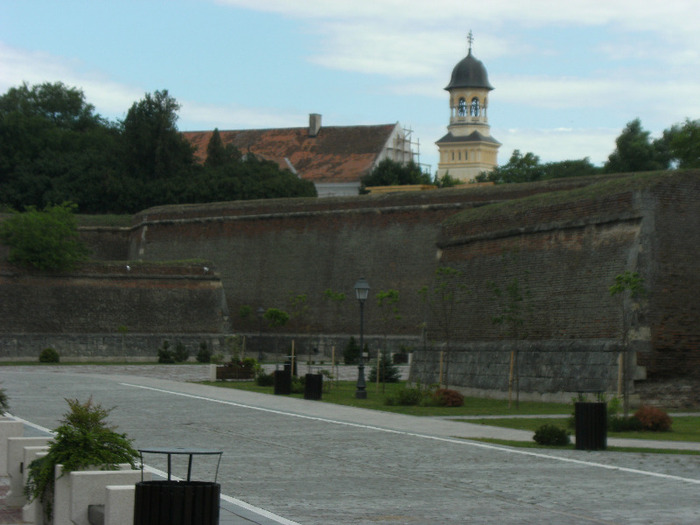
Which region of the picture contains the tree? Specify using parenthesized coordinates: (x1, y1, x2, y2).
(360, 159, 431, 193)
(475, 150, 544, 184)
(609, 271, 647, 417)
(541, 158, 600, 179)
(0, 82, 122, 212)
(419, 266, 468, 388)
(433, 171, 462, 188)
(121, 89, 197, 182)
(660, 118, 700, 169)
(604, 119, 669, 173)
(0, 202, 88, 271)
(375, 289, 401, 389)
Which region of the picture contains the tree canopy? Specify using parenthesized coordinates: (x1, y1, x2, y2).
(603, 118, 669, 173)
(0, 82, 316, 214)
(360, 159, 431, 193)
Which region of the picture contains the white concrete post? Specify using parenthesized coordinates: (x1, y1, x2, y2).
(0, 420, 24, 475)
(5, 437, 52, 507)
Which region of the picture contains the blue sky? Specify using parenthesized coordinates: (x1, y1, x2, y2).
(2, 0, 698, 173)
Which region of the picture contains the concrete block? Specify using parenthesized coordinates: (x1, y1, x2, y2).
(22, 448, 48, 524)
(104, 484, 147, 525)
(0, 420, 24, 475)
(53, 466, 147, 525)
(5, 437, 52, 507)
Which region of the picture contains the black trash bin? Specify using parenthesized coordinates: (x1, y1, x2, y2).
(575, 402, 607, 450)
(134, 480, 220, 525)
(274, 365, 292, 395)
(304, 373, 323, 400)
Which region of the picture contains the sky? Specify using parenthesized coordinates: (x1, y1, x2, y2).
(2, 0, 699, 173)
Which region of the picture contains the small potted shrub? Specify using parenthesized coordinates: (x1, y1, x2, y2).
(25, 398, 139, 523)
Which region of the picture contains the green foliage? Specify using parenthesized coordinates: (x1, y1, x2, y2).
(433, 171, 462, 188)
(264, 308, 290, 329)
(0, 386, 9, 415)
(368, 352, 401, 383)
(393, 347, 410, 364)
(157, 340, 174, 363)
(343, 337, 362, 365)
(196, 341, 212, 363)
(609, 271, 646, 299)
(385, 385, 426, 406)
(25, 398, 138, 520)
(376, 289, 401, 323)
(323, 289, 346, 303)
(0, 83, 316, 213)
(661, 118, 700, 168)
(0, 202, 89, 270)
(608, 415, 643, 432)
(432, 388, 465, 407)
(39, 348, 60, 363)
(173, 341, 189, 363)
(360, 159, 431, 193)
(634, 406, 672, 431)
(475, 150, 600, 184)
(533, 424, 571, 446)
(604, 118, 669, 173)
(239, 305, 252, 319)
(256, 371, 275, 387)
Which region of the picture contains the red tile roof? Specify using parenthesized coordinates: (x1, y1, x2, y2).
(183, 124, 398, 183)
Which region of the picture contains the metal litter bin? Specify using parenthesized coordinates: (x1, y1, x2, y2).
(135, 447, 223, 525)
(274, 364, 292, 395)
(575, 402, 607, 450)
(304, 373, 323, 400)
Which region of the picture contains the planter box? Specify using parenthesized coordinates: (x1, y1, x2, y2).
(215, 364, 254, 380)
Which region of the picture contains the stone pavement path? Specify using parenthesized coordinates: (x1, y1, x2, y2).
(2, 365, 700, 524)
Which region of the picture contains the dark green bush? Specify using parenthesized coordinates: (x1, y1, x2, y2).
(432, 388, 464, 407)
(385, 386, 424, 406)
(157, 341, 174, 363)
(368, 352, 401, 383)
(343, 337, 361, 365)
(533, 424, 570, 446)
(196, 341, 212, 363)
(608, 415, 643, 432)
(39, 348, 60, 363)
(0, 386, 8, 415)
(392, 347, 409, 364)
(256, 372, 274, 387)
(173, 341, 189, 363)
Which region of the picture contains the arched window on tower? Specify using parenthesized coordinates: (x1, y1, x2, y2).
(458, 98, 467, 117)
(470, 97, 480, 117)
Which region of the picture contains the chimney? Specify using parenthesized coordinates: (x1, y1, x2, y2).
(309, 113, 322, 137)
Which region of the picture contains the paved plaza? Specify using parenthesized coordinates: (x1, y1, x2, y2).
(1, 365, 699, 524)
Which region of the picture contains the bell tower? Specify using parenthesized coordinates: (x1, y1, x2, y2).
(436, 32, 500, 182)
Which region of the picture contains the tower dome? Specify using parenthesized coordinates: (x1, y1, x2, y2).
(445, 49, 493, 91)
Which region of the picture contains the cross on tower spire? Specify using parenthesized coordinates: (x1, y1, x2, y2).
(467, 30, 474, 53)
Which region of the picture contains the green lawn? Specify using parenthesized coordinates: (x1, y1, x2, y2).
(200, 379, 572, 416)
(464, 416, 700, 442)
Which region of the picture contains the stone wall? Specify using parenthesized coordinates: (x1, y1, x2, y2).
(0, 262, 230, 359)
(409, 171, 700, 403)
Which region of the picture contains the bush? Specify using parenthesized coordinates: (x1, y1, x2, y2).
(608, 415, 643, 432)
(393, 347, 409, 364)
(157, 341, 174, 363)
(39, 348, 60, 363)
(25, 398, 138, 522)
(0, 386, 8, 415)
(173, 341, 189, 363)
(256, 372, 274, 387)
(385, 386, 424, 406)
(368, 352, 401, 383)
(0, 202, 88, 271)
(533, 424, 571, 446)
(196, 341, 212, 363)
(343, 337, 361, 365)
(432, 388, 464, 407)
(634, 405, 672, 432)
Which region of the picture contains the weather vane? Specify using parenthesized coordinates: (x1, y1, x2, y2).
(467, 30, 474, 53)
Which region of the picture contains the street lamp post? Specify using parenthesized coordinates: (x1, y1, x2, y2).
(257, 306, 265, 361)
(354, 278, 370, 399)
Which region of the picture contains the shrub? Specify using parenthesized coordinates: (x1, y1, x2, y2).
(196, 341, 212, 363)
(634, 405, 672, 432)
(256, 372, 274, 387)
(393, 347, 409, 364)
(533, 424, 571, 446)
(608, 415, 643, 432)
(0, 202, 89, 271)
(25, 398, 138, 522)
(368, 352, 401, 383)
(0, 386, 8, 415)
(157, 341, 174, 363)
(39, 347, 60, 363)
(173, 341, 189, 363)
(343, 337, 361, 365)
(432, 388, 464, 407)
(385, 386, 425, 406)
